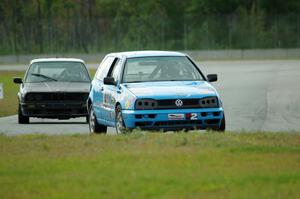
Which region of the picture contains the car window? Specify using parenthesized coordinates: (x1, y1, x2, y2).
(95, 56, 115, 81)
(107, 58, 121, 81)
(122, 56, 203, 83)
(25, 62, 90, 83)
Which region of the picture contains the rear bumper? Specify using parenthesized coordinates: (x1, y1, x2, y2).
(20, 102, 88, 119)
(122, 108, 224, 131)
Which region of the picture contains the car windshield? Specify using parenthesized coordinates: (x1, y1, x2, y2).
(25, 61, 91, 83)
(122, 56, 204, 83)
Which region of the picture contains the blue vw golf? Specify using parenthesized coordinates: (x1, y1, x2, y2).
(88, 51, 225, 133)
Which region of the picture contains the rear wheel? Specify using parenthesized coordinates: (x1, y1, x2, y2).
(88, 105, 107, 134)
(18, 104, 29, 124)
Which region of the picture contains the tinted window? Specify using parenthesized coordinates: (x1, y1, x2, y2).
(122, 56, 203, 83)
(25, 62, 90, 83)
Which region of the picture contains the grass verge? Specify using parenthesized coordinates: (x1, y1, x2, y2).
(0, 132, 299, 199)
(0, 71, 24, 117)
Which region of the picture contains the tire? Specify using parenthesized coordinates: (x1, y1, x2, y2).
(217, 114, 226, 132)
(208, 114, 225, 132)
(115, 105, 127, 134)
(18, 104, 29, 124)
(88, 105, 107, 134)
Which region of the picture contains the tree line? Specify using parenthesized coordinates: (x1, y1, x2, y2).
(0, 0, 299, 54)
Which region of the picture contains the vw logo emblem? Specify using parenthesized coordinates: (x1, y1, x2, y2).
(175, 99, 183, 107)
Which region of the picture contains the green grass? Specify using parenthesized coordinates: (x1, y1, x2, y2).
(0, 71, 24, 116)
(0, 69, 96, 117)
(0, 132, 299, 199)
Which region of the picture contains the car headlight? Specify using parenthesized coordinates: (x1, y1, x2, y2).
(199, 96, 219, 108)
(135, 99, 158, 110)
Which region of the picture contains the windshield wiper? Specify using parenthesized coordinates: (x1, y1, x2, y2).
(31, 73, 57, 81)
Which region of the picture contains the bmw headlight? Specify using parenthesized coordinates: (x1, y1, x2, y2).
(199, 96, 219, 108)
(135, 99, 158, 110)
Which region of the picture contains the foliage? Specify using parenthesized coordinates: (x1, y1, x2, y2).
(0, 0, 299, 54)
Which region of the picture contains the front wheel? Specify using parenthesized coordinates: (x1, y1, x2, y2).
(88, 105, 107, 134)
(18, 104, 29, 124)
(217, 114, 226, 132)
(209, 114, 225, 132)
(115, 105, 128, 134)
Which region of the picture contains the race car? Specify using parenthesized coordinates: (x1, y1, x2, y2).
(14, 58, 91, 123)
(88, 51, 225, 133)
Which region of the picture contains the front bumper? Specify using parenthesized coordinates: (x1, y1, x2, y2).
(20, 101, 88, 119)
(122, 108, 224, 131)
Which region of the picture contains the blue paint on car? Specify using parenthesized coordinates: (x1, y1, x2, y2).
(88, 51, 225, 133)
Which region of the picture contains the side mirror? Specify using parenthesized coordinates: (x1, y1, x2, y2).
(13, 77, 23, 84)
(207, 74, 217, 82)
(103, 77, 116, 85)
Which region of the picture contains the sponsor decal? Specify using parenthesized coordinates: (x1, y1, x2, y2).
(186, 113, 198, 120)
(168, 113, 185, 120)
(124, 97, 136, 109)
(125, 101, 131, 109)
(103, 92, 115, 108)
(125, 99, 134, 109)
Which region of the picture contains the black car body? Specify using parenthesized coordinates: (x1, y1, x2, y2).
(13, 58, 91, 123)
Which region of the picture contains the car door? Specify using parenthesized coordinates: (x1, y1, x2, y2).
(92, 56, 114, 121)
(102, 57, 123, 123)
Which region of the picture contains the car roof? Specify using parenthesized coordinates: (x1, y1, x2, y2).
(107, 50, 186, 58)
(30, 58, 85, 64)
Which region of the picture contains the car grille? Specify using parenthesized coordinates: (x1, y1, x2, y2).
(25, 92, 89, 102)
(154, 98, 218, 109)
(156, 99, 201, 109)
(28, 108, 87, 115)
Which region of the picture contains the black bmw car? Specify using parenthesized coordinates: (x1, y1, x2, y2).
(13, 58, 91, 124)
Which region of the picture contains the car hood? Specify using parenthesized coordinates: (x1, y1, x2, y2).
(124, 81, 217, 99)
(23, 81, 91, 93)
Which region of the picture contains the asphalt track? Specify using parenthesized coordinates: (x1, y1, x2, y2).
(0, 60, 299, 135)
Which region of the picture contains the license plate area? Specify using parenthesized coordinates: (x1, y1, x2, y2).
(168, 114, 185, 120)
(168, 113, 198, 120)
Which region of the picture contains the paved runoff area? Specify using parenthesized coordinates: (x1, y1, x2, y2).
(0, 60, 299, 135)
